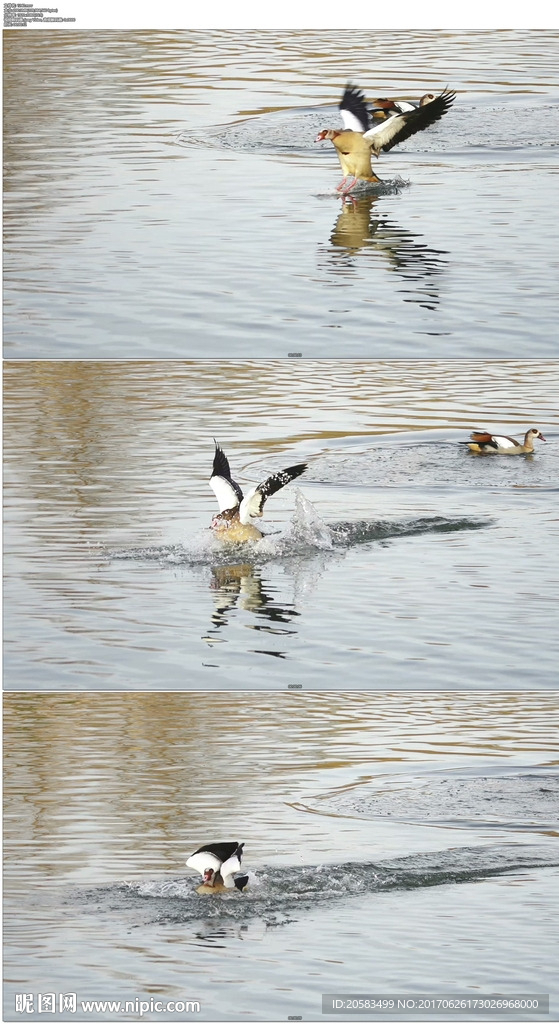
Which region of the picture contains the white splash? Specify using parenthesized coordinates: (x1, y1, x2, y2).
(260, 491, 334, 554)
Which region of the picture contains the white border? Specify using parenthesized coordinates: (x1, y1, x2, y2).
(3, 0, 558, 30)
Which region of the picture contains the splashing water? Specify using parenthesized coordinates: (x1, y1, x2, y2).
(109, 490, 487, 568)
(110, 492, 336, 566)
(80, 843, 559, 929)
(258, 491, 335, 555)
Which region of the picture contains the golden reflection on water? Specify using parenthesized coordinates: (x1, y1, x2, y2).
(5, 30, 559, 363)
(4, 692, 557, 882)
(5, 360, 558, 452)
(4, 356, 558, 563)
(319, 196, 449, 311)
(3, 29, 558, 235)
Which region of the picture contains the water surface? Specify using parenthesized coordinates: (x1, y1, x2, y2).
(4, 360, 558, 689)
(4, 692, 558, 1022)
(3, 30, 558, 357)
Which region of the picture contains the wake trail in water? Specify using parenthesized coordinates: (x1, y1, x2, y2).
(109, 493, 488, 567)
(77, 843, 559, 929)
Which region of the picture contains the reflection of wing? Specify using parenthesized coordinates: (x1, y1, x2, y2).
(321, 197, 448, 309)
(210, 442, 244, 512)
(195, 920, 267, 941)
(208, 563, 297, 634)
(239, 464, 307, 524)
(210, 564, 267, 617)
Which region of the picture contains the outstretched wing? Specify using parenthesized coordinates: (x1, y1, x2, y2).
(363, 88, 455, 153)
(210, 441, 244, 512)
(339, 84, 371, 133)
(239, 463, 307, 524)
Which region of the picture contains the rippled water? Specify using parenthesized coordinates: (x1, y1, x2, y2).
(3, 30, 558, 357)
(4, 693, 558, 1021)
(4, 360, 558, 689)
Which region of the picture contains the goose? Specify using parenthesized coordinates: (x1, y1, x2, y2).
(369, 93, 437, 114)
(210, 441, 306, 542)
(467, 428, 547, 454)
(316, 84, 455, 192)
(186, 841, 249, 894)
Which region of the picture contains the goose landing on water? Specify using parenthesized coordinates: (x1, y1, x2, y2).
(186, 841, 249, 895)
(466, 428, 546, 454)
(210, 441, 307, 543)
(316, 84, 455, 193)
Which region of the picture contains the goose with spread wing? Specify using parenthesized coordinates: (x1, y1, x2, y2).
(187, 841, 249, 894)
(210, 441, 307, 542)
(316, 84, 455, 192)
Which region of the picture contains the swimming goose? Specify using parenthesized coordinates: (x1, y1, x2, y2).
(369, 93, 437, 114)
(467, 428, 547, 454)
(210, 441, 306, 542)
(186, 841, 249, 894)
(316, 84, 455, 192)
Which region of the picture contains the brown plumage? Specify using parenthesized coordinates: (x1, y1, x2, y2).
(369, 94, 437, 114)
(316, 84, 455, 190)
(196, 869, 248, 894)
(196, 873, 229, 895)
(317, 128, 382, 185)
(210, 508, 265, 543)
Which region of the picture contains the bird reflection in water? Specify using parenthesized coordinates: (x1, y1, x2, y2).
(319, 195, 449, 311)
(204, 563, 299, 640)
(192, 920, 267, 945)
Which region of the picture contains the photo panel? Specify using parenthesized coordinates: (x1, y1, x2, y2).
(4, 691, 558, 1021)
(4, 359, 558, 690)
(3, 28, 557, 359)
(3, 19, 559, 1024)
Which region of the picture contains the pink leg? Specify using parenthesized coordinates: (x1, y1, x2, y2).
(335, 176, 348, 192)
(340, 176, 358, 197)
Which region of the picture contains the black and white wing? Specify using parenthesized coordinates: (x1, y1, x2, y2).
(239, 463, 307, 524)
(339, 84, 371, 133)
(210, 442, 244, 512)
(363, 88, 455, 152)
(186, 840, 243, 877)
(220, 842, 245, 878)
